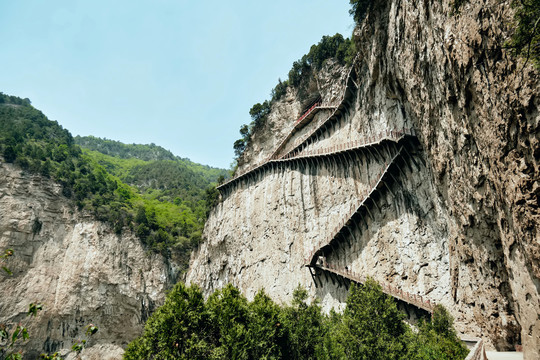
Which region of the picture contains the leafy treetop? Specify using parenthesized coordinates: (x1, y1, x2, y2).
(124, 279, 469, 360)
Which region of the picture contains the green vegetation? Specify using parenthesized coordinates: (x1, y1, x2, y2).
(0, 302, 42, 360)
(349, 0, 373, 23)
(233, 33, 356, 165)
(288, 34, 356, 88)
(124, 279, 468, 360)
(509, 0, 540, 68)
(75, 136, 176, 161)
(74, 135, 227, 182)
(77, 146, 225, 205)
(0, 92, 225, 268)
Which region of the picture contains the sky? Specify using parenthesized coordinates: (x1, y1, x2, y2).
(0, 1, 354, 169)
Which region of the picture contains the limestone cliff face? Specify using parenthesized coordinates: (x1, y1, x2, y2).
(187, 0, 539, 358)
(0, 162, 175, 359)
(236, 59, 349, 172)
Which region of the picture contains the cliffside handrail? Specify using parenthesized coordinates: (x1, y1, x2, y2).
(304, 147, 404, 265)
(286, 129, 415, 160)
(302, 142, 437, 313)
(295, 100, 321, 125)
(217, 129, 414, 191)
(269, 56, 360, 161)
(464, 339, 486, 360)
(311, 264, 435, 313)
(279, 55, 361, 159)
(268, 100, 335, 162)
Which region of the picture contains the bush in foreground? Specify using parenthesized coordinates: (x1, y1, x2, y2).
(124, 279, 468, 360)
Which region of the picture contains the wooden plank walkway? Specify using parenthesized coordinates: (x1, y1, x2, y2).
(308, 264, 435, 313)
(217, 129, 414, 192)
(278, 60, 360, 159)
(269, 56, 360, 161)
(302, 143, 436, 314)
(304, 147, 405, 265)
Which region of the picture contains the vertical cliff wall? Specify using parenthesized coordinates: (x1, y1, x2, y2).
(0, 161, 175, 359)
(187, 0, 539, 358)
(355, 0, 538, 356)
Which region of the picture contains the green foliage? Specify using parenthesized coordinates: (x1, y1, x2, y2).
(232, 33, 356, 163)
(0, 299, 43, 360)
(75, 136, 228, 185)
(249, 101, 271, 131)
(1, 249, 14, 276)
(349, 0, 373, 24)
(330, 280, 407, 359)
(280, 286, 326, 360)
(39, 352, 62, 359)
(0, 94, 31, 106)
(39, 324, 98, 359)
(124, 281, 468, 360)
(404, 305, 469, 360)
(123, 282, 213, 360)
(205, 185, 220, 216)
(2, 146, 15, 163)
(74, 136, 176, 161)
(0, 92, 226, 270)
(271, 78, 289, 102)
(233, 139, 247, 158)
(509, 0, 540, 68)
(288, 34, 356, 88)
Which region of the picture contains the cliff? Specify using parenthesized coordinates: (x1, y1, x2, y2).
(187, 0, 539, 358)
(0, 161, 175, 359)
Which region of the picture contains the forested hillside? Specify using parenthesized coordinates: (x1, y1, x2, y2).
(75, 135, 227, 183)
(0, 92, 225, 271)
(75, 136, 228, 204)
(124, 280, 468, 360)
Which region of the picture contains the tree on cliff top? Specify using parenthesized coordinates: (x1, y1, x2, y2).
(349, 0, 372, 24)
(509, 0, 540, 68)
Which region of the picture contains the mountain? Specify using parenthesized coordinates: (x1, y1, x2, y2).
(74, 135, 228, 204)
(0, 92, 226, 357)
(0, 93, 225, 261)
(186, 0, 540, 358)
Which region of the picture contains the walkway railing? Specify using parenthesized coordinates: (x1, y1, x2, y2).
(302, 143, 436, 314)
(278, 61, 359, 159)
(268, 102, 336, 162)
(217, 128, 413, 191)
(269, 55, 360, 161)
(312, 264, 435, 313)
(284, 128, 415, 160)
(464, 339, 486, 360)
(295, 100, 321, 125)
(304, 148, 403, 265)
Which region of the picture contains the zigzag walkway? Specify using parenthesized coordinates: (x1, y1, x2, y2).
(217, 129, 414, 195)
(304, 148, 404, 265)
(269, 56, 358, 159)
(267, 101, 335, 162)
(303, 142, 436, 314)
(309, 265, 435, 313)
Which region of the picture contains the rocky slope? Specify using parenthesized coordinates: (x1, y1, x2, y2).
(187, 0, 539, 358)
(0, 161, 175, 359)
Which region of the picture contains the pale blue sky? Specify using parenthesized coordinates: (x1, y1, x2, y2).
(0, 1, 354, 168)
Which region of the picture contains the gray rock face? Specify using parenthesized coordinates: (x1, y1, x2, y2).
(187, 0, 539, 358)
(0, 162, 174, 358)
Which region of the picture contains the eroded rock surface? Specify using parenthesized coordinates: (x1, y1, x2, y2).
(188, 0, 539, 358)
(0, 162, 175, 359)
